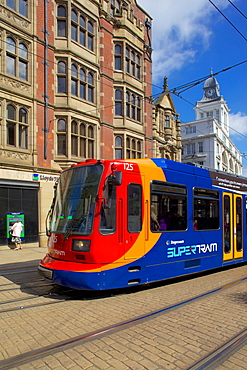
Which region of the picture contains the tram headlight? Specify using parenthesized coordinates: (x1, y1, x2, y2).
(72, 239, 91, 252)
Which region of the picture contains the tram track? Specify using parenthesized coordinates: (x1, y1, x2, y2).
(0, 275, 246, 369)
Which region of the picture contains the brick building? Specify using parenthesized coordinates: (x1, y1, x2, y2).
(0, 0, 154, 246)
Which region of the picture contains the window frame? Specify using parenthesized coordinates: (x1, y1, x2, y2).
(193, 187, 219, 231)
(151, 181, 187, 232)
(6, 104, 28, 149)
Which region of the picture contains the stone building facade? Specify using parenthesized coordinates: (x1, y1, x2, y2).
(152, 78, 182, 161)
(0, 0, 154, 246)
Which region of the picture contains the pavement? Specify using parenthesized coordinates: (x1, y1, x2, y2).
(0, 242, 247, 369)
(0, 242, 47, 266)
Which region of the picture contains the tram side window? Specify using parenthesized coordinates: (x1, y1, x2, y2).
(128, 184, 142, 232)
(99, 178, 116, 234)
(150, 182, 187, 232)
(193, 188, 219, 230)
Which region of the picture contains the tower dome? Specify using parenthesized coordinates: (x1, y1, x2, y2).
(202, 71, 221, 101)
(204, 76, 219, 89)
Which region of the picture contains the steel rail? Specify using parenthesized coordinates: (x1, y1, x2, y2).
(0, 275, 246, 369)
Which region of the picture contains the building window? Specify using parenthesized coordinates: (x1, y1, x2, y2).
(115, 136, 123, 159)
(70, 8, 94, 51)
(6, 0, 28, 17)
(114, 44, 122, 70)
(67, 121, 95, 159)
(115, 88, 142, 122)
(57, 5, 67, 37)
(198, 142, 203, 153)
(165, 115, 170, 128)
(57, 61, 67, 93)
(71, 64, 78, 96)
(115, 89, 123, 116)
(6, 104, 28, 148)
(71, 120, 78, 156)
(126, 46, 141, 79)
(186, 126, 196, 134)
(126, 137, 142, 159)
(88, 72, 94, 102)
(6, 37, 28, 80)
(110, 0, 121, 16)
(128, 92, 141, 122)
(186, 143, 195, 155)
(57, 119, 67, 155)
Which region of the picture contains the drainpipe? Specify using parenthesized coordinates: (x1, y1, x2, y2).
(42, 0, 49, 160)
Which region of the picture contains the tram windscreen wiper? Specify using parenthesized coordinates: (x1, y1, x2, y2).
(63, 214, 87, 240)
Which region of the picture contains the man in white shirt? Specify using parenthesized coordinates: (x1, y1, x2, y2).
(11, 220, 24, 250)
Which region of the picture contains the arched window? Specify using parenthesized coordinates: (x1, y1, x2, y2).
(115, 44, 122, 70)
(71, 121, 78, 156)
(71, 9, 78, 41)
(71, 64, 78, 96)
(69, 121, 95, 159)
(80, 68, 86, 99)
(57, 6, 67, 37)
(115, 136, 123, 159)
(87, 21, 94, 51)
(19, 43, 28, 80)
(88, 72, 94, 102)
(57, 119, 67, 155)
(88, 126, 94, 158)
(126, 137, 142, 159)
(80, 16, 86, 46)
(19, 108, 28, 148)
(57, 61, 67, 93)
(6, 37, 28, 80)
(6, 104, 28, 148)
(115, 89, 123, 116)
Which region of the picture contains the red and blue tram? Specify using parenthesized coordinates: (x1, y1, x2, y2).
(38, 158, 247, 290)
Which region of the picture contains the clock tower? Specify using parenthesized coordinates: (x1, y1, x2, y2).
(180, 72, 242, 175)
(202, 72, 221, 101)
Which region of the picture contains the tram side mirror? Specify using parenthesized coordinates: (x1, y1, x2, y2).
(109, 171, 122, 186)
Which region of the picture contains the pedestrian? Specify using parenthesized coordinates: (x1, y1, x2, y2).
(11, 220, 24, 250)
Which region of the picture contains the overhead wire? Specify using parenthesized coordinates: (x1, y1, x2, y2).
(227, 0, 247, 20)
(208, 0, 247, 42)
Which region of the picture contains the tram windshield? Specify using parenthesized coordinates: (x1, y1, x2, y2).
(50, 164, 103, 236)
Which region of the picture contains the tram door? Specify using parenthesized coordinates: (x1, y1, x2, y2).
(223, 193, 243, 261)
(122, 174, 144, 260)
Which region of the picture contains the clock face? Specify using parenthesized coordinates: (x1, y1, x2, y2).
(206, 88, 214, 97)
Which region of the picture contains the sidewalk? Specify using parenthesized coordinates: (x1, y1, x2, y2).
(0, 243, 47, 266)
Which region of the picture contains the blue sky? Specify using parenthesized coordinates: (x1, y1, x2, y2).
(138, 0, 247, 174)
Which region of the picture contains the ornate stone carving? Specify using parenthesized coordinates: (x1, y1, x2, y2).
(0, 6, 29, 29)
(0, 75, 29, 92)
(0, 149, 29, 160)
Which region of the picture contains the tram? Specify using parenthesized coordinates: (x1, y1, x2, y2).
(38, 158, 247, 290)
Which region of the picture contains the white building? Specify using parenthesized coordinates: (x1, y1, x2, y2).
(181, 74, 242, 175)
